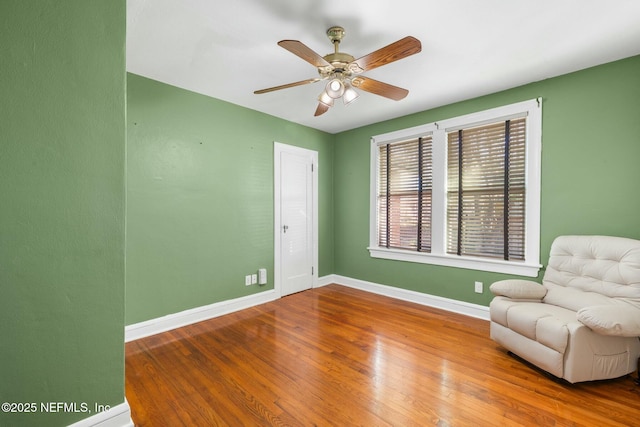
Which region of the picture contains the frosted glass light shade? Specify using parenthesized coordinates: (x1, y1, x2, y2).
(318, 90, 334, 106)
(343, 81, 359, 105)
(326, 79, 345, 99)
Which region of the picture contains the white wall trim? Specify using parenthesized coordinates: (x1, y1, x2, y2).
(368, 247, 542, 277)
(67, 400, 133, 427)
(320, 274, 490, 321)
(315, 275, 334, 288)
(125, 290, 278, 342)
(126, 275, 488, 343)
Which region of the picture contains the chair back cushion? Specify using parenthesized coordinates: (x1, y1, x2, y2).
(542, 235, 640, 310)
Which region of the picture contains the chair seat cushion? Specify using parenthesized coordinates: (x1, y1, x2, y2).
(490, 297, 579, 354)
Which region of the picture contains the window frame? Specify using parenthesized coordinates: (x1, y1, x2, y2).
(369, 99, 542, 277)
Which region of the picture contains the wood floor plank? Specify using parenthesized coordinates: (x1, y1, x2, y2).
(126, 284, 640, 426)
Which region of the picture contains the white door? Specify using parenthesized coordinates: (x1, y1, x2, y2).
(274, 143, 317, 297)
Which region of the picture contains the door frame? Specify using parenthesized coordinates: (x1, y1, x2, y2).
(274, 142, 318, 298)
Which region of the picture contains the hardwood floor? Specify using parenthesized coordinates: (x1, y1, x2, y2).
(125, 285, 640, 426)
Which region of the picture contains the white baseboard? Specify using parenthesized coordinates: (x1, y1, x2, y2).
(321, 274, 490, 321)
(315, 275, 334, 287)
(67, 400, 133, 427)
(125, 276, 488, 343)
(125, 289, 278, 342)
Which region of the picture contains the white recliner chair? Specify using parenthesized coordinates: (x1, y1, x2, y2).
(490, 235, 640, 383)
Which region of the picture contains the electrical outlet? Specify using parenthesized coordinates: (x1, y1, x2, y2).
(474, 281, 483, 294)
(258, 268, 267, 285)
(251, 274, 258, 285)
(245, 275, 252, 286)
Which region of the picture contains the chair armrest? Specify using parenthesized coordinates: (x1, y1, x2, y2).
(577, 305, 640, 337)
(489, 279, 547, 301)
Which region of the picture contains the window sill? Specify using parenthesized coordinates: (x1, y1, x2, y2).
(368, 247, 541, 277)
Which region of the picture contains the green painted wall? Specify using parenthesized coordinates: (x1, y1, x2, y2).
(126, 74, 334, 324)
(333, 55, 640, 306)
(127, 56, 640, 323)
(0, 1, 126, 427)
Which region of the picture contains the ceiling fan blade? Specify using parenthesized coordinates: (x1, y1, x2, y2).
(254, 78, 322, 94)
(278, 40, 332, 68)
(351, 36, 421, 73)
(314, 102, 330, 116)
(351, 76, 409, 101)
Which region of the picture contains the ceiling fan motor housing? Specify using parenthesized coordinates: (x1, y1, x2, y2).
(321, 26, 356, 78)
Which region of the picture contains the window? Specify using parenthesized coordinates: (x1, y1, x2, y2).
(446, 118, 526, 260)
(369, 99, 542, 277)
(378, 136, 432, 252)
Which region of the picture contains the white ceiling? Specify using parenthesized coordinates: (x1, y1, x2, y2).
(127, 0, 640, 134)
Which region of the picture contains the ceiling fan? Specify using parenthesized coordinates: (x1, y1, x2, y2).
(254, 27, 422, 116)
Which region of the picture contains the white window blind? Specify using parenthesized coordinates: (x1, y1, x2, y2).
(378, 136, 432, 252)
(446, 118, 526, 260)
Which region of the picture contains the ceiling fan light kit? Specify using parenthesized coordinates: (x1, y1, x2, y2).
(254, 26, 421, 116)
(318, 77, 358, 111)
